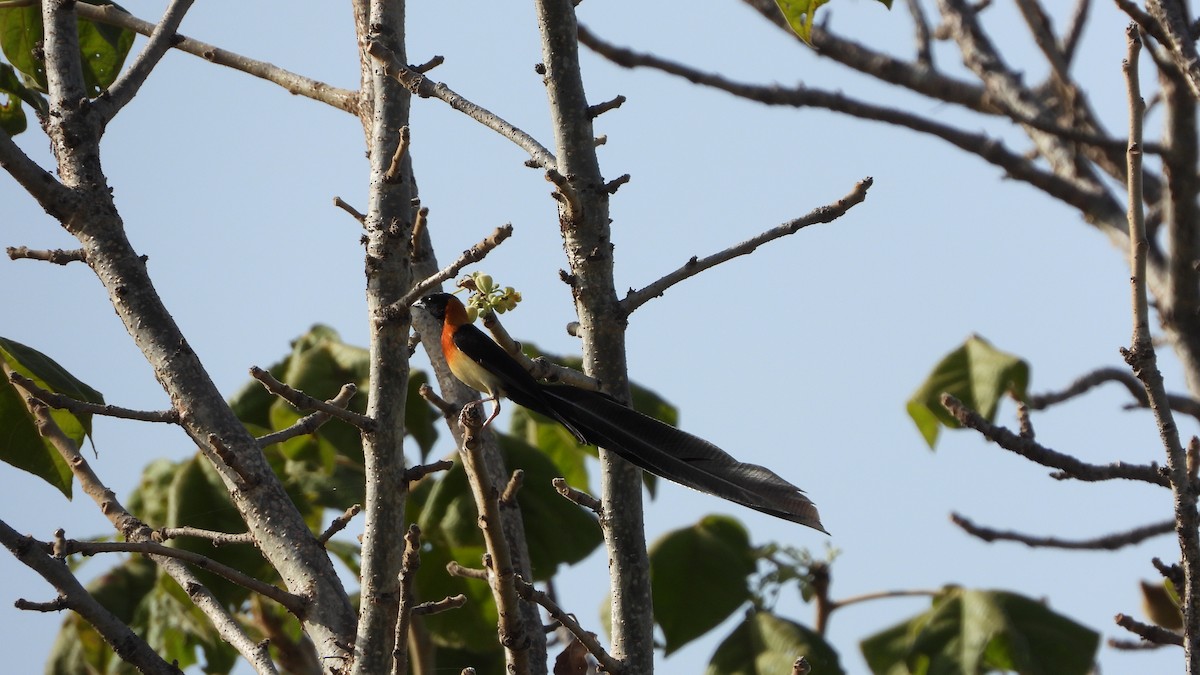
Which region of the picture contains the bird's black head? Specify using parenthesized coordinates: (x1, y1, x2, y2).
(413, 293, 455, 321)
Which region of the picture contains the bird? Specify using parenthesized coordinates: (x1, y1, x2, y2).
(413, 292, 826, 532)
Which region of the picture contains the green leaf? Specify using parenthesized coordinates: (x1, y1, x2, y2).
(773, 0, 892, 45)
(773, 0, 831, 45)
(74, 3, 135, 97)
(0, 5, 44, 90)
(0, 2, 134, 96)
(0, 337, 106, 497)
(651, 515, 756, 655)
(906, 335, 1029, 449)
(0, 64, 27, 134)
(860, 588, 1099, 675)
(706, 610, 845, 675)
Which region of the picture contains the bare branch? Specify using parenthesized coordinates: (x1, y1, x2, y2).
(576, 27, 1124, 232)
(904, 0, 936, 67)
(75, 3, 359, 114)
(10, 372, 180, 424)
(0, 520, 184, 675)
(249, 366, 375, 431)
(404, 459, 455, 483)
(94, 0, 196, 121)
(0, 130, 77, 221)
(622, 178, 872, 314)
(3, 367, 277, 671)
(1026, 366, 1200, 422)
(514, 575, 622, 674)
(334, 196, 366, 224)
(455, 402, 530, 669)
(483, 474, 518, 517)
(411, 594, 468, 615)
(1116, 612, 1184, 646)
(391, 525, 422, 675)
(390, 223, 514, 312)
(411, 55, 444, 73)
(553, 477, 603, 516)
(446, 560, 490, 580)
(1060, 0, 1091, 66)
(365, 41, 557, 170)
(586, 94, 625, 119)
(1147, 0, 1200, 99)
(951, 513, 1174, 550)
(940, 394, 1168, 486)
(156, 526, 256, 547)
(829, 588, 939, 611)
(59, 538, 307, 616)
(480, 312, 603, 391)
(1120, 27, 1200, 665)
(319, 504, 362, 546)
(256, 383, 358, 448)
(383, 126, 411, 184)
(6, 246, 86, 265)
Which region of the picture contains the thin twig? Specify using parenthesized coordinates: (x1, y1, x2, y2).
(577, 23, 1127, 234)
(586, 94, 625, 119)
(1120, 25, 1200, 664)
(411, 55, 444, 73)
(490, 472, 520, 513)
(411, 595, 468, 615)
(155, 527, 256, 547)
(905, 0, 935, 67)
(0, 520, 184, 675)
(383, 126, 410, 184)
(1026, 366, 1200, 422)
(828, 588, 939, 611)
(951, 513, 1174, 550)
(480, 312, 603, 391)
(6, 246, 86, 265)
(249, 367, 375, 431)
(10, 372, 180, 423)
(552, 478, 603, 516)
(256, 383, 358, 448)
(74, 3, 358, 114)
(59, 538, 307, 616)
(1116, 612, 1184, 646)
(454, 403, 530, 667)
(0, 130, 77, 221)
(622, 178, 872, 314)
(390, 223, 514, 312)
(365, 41, 557, 169)
(391, 525, 422, 675)
(318, 504, 363, 545)
(2, 361, 274, 671)
(334, 196, 366, 224)
(446, 560, 490, 580)
(1060, 0, 1091, 66)
(94, 0, 196, 121)
(941, 394, 1168, 486)
(405, 459, 455, 482)
(514, 575, 622, 674)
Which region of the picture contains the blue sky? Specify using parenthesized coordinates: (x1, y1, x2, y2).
(1, 1, 1183, 673)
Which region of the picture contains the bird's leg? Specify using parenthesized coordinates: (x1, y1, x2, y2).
(482, 396, 501, 429)
(467, 395, 501, 431)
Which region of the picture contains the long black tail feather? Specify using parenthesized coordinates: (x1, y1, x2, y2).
(526, 385, 826, 533)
